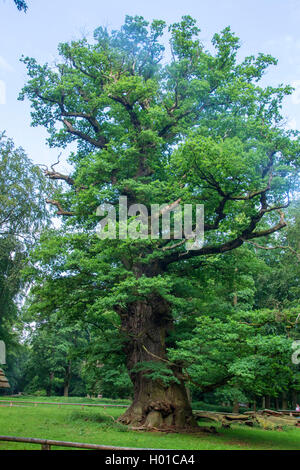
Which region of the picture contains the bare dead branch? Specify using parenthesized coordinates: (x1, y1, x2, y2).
(46, 199, 74, 216)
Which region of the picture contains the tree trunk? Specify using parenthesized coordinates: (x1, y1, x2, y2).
(292, 390, 297, 410)
(117, 297, 197, 429)
(47, 372, 54, 397)
(63, 360, 72, 397)
(233, 400, 240, 414)
(265, 395, 271, 409)
(282, 392, 288, 410)
(186, 386, 191, 404)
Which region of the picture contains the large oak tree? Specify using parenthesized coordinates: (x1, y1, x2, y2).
(20, 16, 300, 428)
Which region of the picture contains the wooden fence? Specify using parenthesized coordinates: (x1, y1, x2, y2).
(0, 399, 128, 408)
(0, 435, 158, 450)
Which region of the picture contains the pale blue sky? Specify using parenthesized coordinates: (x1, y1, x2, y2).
(0, 0, 300, 170)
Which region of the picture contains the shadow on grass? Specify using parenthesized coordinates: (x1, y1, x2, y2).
(213, 423, 300, 450)
(67, 410, 129, 432)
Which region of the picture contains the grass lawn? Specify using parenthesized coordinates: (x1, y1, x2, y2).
(0, 395, 130, 405)
(0, 397, 299, 450)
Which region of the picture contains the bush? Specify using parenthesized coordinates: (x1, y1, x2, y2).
(32, 389, 47, 397)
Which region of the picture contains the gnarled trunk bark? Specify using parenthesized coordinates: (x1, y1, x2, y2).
(117, 296, 197, 429)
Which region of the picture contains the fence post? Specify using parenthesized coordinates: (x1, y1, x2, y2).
(41, 444, 51, 450)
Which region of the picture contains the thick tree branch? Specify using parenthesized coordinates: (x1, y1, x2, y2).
(46, 199, 74, 216)
(162, 210, 287, 266)
(108, 94, 141, 130)
(61, 110, 104, 136)
(44, 169, 74, 186)
(33, 89, 107, 149)
(62, 118, 107, 149)
(205, 194, 230, 231)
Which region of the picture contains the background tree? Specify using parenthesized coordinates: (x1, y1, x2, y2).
(253, 201, 300, 310)
(169, 309, 296, 409)
(22, 319, 86, 396)
(20, 16, 300, 428)
(0, 133, 47, 392)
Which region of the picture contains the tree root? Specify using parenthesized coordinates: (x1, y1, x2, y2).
(129, 424, 217, 434)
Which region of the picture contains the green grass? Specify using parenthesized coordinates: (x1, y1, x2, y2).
(0, 395, 130, 405)
(0, 400, 300, 450)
